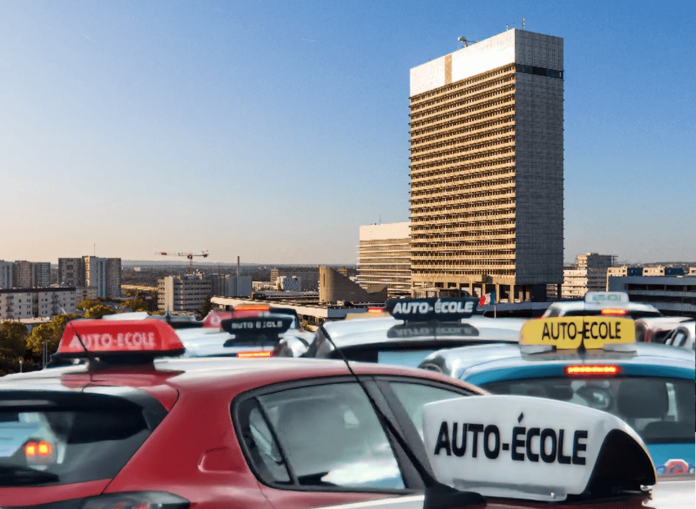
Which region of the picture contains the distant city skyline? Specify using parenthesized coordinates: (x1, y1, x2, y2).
(1, 0, 694, 265)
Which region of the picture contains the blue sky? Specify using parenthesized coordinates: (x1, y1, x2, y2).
(0, 0, 693, 264)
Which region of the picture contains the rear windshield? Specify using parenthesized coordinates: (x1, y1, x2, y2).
(563, 309, 662, 319)
(333, 340, 507, 364)
(483, 377, 694, 444)
(0, 390, 163, 486)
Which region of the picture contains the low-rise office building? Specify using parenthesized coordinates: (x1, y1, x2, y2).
(158, 275, 213, 312)
(277, 276, 301, 292)
(210, 274, 252, 298)
(641, 266, 685, 277)
(608, 275, 696, 316)
(357, 222, 411, 298)
(270, 268, 320, 292)
(320, 266, 388, 304)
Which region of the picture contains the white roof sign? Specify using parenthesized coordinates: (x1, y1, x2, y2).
(584, 291, 630, 304)
(422, 395, 655, 501)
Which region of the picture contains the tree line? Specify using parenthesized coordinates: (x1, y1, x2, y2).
(0, 293, 164, 376)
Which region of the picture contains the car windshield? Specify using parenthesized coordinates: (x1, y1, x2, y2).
(0, 392, 159, 486)
(483, 377, 694, 444)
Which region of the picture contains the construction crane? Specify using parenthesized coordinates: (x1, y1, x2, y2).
(156, 251, 209, 275)
(458, 36, 478, 47)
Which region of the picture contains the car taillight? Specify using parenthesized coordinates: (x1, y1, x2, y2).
(25, 440, 52, 457)
(237, 351, 273, 358)
(25, 440, 55, 466)
(601, 308, 627, 316)
(566, 365, 621, 376)
(82, 492, 189, 509)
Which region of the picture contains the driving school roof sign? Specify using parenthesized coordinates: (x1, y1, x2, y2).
(422, 395, 655, 501)
(57, 319, 185, 357)
(385, 298, 477, 322)
(520, 317, 635, 349)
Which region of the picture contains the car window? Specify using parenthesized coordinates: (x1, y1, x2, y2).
(388, 382, 467, 439)
(672, 331, 687, 347)
(483, 377, 695, 444)
(239, 383, 405, 490)
(544, 307, 561, 318)
(0, 391, 161, 487)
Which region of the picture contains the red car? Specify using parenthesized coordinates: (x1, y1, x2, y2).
(0, 318, 486, 508)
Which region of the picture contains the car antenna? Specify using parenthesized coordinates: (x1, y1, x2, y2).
(52, 293, 89, 355)
(318, 324, 484, 509)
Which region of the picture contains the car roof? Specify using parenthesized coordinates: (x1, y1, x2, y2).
(423, 342, 696, 381)
(0, 356, 484, 397)
(322, 315, 526, 348)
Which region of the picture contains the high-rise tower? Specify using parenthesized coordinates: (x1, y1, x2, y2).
(409, 29, 564, 302)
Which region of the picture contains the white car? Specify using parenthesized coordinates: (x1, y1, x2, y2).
(278, 298, 527, 366)
(542, 291, 661, 319)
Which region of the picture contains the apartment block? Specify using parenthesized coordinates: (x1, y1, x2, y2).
(84, 257, 122, 298)
(12, 261, 33, 288)
(1, 261, 51, 288)
(32, 262, 50, 287)
(76, 287, 98, 303)
(0, 261, 13, 289)
(0, 287, 77, 321)
(561, 268, 609, 299)
(561, 252, 617, 299)
(58, 258, 85, 287)
(409, 29, 564, 302)
(9, 261, 50, 288)
(357, 222, 411, 298)
(575, 253, 616, 270)
(158, 275, 213, 312)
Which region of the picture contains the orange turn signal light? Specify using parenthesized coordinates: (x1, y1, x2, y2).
(234, 305, 271, 312)
(237, 351, 273, 359)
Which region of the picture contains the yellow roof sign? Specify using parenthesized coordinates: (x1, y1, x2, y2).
(520, 316, 635, 349)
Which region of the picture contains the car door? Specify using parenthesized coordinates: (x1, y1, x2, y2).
(232, 375, 476, 509)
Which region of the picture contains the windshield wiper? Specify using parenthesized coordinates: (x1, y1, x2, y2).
(0, 465, 60, 486)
